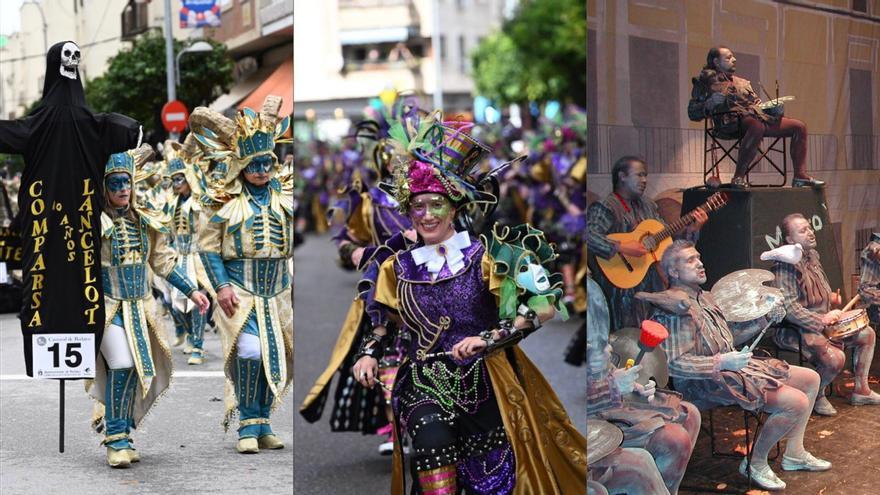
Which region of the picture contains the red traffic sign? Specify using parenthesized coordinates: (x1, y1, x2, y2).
(161, 100, 190, 133)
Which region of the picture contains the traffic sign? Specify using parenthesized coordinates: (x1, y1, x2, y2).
(161, 99, 190, 133)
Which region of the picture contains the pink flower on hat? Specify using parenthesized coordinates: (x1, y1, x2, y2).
(408, 160, 447, 197)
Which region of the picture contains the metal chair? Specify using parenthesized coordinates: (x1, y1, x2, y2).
(703, 112, 788, 187)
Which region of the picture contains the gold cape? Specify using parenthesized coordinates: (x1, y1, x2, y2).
(391, 346, 587, 494)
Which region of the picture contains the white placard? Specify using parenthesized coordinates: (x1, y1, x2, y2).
(0, 262, 7, 284)
(31, 334, 96, 379)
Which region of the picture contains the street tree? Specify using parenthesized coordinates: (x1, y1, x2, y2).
(471, 0, 586, 107)
(85, 31, 234, 139)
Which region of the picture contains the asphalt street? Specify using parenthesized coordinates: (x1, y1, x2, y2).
(0, 298, 294, 494)
(293, 233, 587, 494)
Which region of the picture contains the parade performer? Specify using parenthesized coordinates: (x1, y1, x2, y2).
(351, 113, 586, 494)
(528, 122, 586, 306)
(87, 144, 209, 468)
(587, 156, 707, 331)
(190, 95, 294, 453)
(688, 46, 822, 188)
(161, 136, 213, 364)
(300, 98, 417, 455)
(650, 240, 830, 491)
(586, 276, 699, 495)
(770, 213, 880, 415)
(859, 233, 880, 326)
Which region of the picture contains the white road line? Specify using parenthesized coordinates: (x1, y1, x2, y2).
(0, 370, 225, 381)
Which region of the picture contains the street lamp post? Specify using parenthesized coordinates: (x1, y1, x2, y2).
(175, 41, 213, 87)
(22, 0, 48, 56)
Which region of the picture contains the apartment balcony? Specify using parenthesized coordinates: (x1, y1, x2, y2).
(337, 0, 419, 33)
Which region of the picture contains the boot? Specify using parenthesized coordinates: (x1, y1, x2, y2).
(171, 308, 188, 347)
(256, 365, 284, 450)
(235, 357, 263, 454)
(187, 307, 206, 365)
(103, 367, 138, 468)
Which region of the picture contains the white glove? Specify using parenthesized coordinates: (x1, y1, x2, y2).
(719, 350, 752, 372)
(768, 298, 786, 324)
(633, 379, 656, 402)
(611, 365, 641, 395)
(760, 243, 803, 265)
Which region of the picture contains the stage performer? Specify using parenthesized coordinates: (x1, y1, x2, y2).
(587, 156, 707, 331)
(300, 96, 418, 456)
(87, 144, 209, 468)
(352, 113, 586, 494)
(649, 240, 831, 490)
(586, 277, 699, 495)
(688, 46, 822, 188)
(191, 95, 294, 453)
(161, 136, 213, 365)
(859, 233, 880, 326)
(770, 214, 880, 415)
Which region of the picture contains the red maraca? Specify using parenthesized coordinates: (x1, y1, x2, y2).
(634, 320, 669, 366)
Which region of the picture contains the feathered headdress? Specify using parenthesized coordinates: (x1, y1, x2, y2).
(382, 111, 496, 213)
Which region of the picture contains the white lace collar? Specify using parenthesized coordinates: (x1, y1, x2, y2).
(411, 231, 471, 278)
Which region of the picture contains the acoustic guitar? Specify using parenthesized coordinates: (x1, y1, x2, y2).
(596, 192, 729, 289)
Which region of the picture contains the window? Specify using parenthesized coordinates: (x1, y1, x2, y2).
(458, 35, 466, 73)
(852, 0, 868, 14)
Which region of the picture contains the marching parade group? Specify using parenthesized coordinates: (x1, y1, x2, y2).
(1, 41, 590, 494)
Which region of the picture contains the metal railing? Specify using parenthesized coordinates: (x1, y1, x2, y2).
(587, 124, 875, 174)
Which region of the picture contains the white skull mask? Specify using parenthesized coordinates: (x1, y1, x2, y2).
(59, 42, 81, 80)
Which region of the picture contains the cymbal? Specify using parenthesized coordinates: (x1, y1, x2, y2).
(609, 327, 669, 388)
(587, 419, 623, 465)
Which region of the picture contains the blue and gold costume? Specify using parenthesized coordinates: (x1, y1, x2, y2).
(191, 95, 293, 453)
(85, 144, 199, 468)
(161, 136, 213, 364)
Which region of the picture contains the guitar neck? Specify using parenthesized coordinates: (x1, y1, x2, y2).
(652, 212, 695, 243)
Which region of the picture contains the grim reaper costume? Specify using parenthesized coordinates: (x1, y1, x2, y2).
(0, 41, 140, 375)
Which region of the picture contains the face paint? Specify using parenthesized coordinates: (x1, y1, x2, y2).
(409, 194, 451, 219)
(515, 255, 551, 294)
(105, 174, 131, 193)
(244, 155, 274, 174)
(171, 174, 186, 187)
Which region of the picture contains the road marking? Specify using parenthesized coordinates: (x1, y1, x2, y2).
(0, 370, 225, 381)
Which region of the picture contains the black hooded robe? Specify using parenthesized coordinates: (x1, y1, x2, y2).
(0, 41, 140, 377)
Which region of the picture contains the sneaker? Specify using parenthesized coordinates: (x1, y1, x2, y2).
(813, 396, 838, 416)
(739, 458, 786, 491)
(850, 390, 880, 406)
(781, 452, 831, 472)
(378, 439, 394, 456)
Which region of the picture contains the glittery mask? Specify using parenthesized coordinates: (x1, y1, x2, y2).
(408, 194, 451, 219)
(105, 174, 131, 193)
(244, 155, 274, 174)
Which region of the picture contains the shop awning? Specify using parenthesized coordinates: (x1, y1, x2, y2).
(238, 58, 293, 116)
(209, 63, 277, 113)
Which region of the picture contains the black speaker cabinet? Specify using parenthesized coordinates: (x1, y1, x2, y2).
(681, 187, 843, 292)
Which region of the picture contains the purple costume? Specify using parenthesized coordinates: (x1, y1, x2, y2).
(374, 236, 516, 494)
